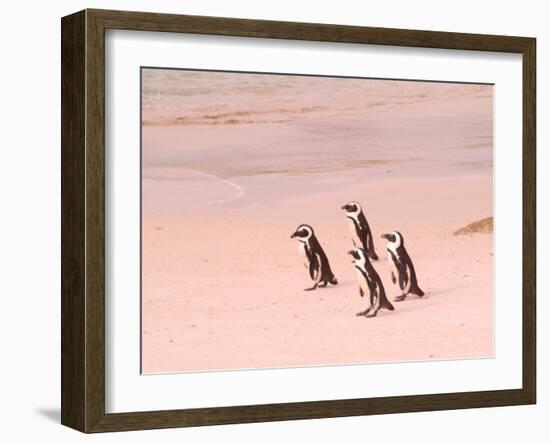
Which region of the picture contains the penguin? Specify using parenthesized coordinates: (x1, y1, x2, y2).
(348, 247, 394, 317)
(341, 201, 379, 261)
(381, 231, 425, 302)
(290, 224, 338, 291)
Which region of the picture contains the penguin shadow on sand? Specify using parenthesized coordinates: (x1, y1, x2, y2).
(290, 204, 431, 318)
(348, 247, 394, 318)
(347, 233, 430, 318)
(379, 231, 426, 303)
(340, 201, 427, 316)
(290, 224, 338, 292)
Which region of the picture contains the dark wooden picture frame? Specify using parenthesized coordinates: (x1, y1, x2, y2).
(61, 9, 536, 433)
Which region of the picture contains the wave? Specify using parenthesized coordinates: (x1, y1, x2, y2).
(188, 171, 245, 207)
(144, 168, 246, 208)
(142, 105, 328, 126)
(141, 69, 492, 126)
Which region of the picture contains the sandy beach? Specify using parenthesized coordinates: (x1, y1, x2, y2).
(141, 70, 493, 374)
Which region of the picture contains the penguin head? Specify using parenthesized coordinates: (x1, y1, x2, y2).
(291, 224, 314, 240)
(341, 201, 362, 215)
(381, 231, 403, 247)
(348, 247, 366, 266)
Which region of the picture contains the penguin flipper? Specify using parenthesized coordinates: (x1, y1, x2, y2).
(367, 232, 379, 260)
(366, 277, 377, 294)
(398, 263, 408, 291)
(360, 229, 378, 261)
(311, 253, 323, 285)
(304, 246, 316, 280)
(390, 253, 400, 285)
(308, 257, 318, 280)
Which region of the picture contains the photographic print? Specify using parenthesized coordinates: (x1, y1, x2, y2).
(141, 68, 494, 374)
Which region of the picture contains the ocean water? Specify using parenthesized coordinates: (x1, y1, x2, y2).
(141, 69, 494, 208)
(142, 68, 492, 127)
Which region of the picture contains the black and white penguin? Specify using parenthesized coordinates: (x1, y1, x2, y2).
(348, 248, 394, 317)
(381, 231, 425, 302)
(290, 224, 338, 291)
(341, 201, 379, 261)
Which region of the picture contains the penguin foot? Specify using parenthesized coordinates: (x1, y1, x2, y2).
(356, 308, 371, 317)
(365, 310, 378, 318)
(304, 285, 318, 291)
(319, 281, 328, 288)
(393, 294, 407, 302)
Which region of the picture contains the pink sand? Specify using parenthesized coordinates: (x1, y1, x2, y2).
(141, 74, 493, 374)
(141, 165, 493, 374)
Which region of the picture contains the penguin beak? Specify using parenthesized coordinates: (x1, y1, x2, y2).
(341, 205, 347, 210)
(381, 233, 389, 240)
(347, 250, 354, 255)
(290, 232, 296, 239)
